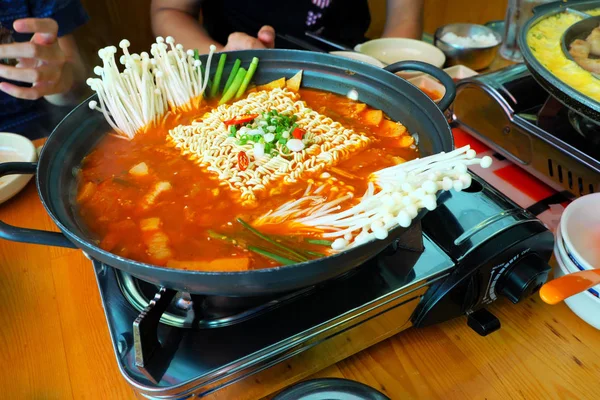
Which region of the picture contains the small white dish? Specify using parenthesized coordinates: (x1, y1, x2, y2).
(554, 241, 600, 330)
(354, 38, 446, 79)
(560, 193, 600, 271)
(442, 65, 478, 81)
(0, 132, 37, 205)
(329, 51, 385, 68)
(407, 75, 445, 103)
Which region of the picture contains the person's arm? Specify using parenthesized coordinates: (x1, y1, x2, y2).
(382, 0, 424, 39)
(151, 0, 275, 53)
(151, 0, 219, 53)
(0, 18, 86, 106)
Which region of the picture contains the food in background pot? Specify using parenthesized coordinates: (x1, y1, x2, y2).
(527, 8, 600, 102)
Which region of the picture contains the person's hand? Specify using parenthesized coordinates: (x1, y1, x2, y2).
(223, 25, 275, 51)
(0, 18, 74, 100)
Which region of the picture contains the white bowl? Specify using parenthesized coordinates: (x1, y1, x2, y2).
(329, 51, 385, 68)
(560, 193, 600, 271)
(0, 133, 37, 205)
(354, 38, 446, 78)
(555, 224, 600, 296)
(554, 243, 600, 330)
(407, 75, 445, 103)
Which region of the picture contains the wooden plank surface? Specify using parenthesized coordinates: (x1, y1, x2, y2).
(1, 148, 599, 399)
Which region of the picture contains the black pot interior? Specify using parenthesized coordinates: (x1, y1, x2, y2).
(36, 49, 454, 294)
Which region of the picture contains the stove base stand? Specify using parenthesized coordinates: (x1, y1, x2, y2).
(467, 309, 501, 336)
(133, 287, 180, 384)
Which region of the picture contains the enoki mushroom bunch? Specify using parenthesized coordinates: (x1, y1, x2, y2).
(258, 146, 493, 251)
(86, 37, 217, 139)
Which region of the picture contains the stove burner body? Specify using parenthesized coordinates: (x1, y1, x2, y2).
(94, 172, 554, 399)
(453, 64, 600, 197)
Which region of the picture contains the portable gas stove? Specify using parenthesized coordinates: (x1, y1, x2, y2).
(453, 64, 600, 198)
(91, 171, 554, 399)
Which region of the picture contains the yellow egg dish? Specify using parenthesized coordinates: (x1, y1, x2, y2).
(527, 9, 600, 102)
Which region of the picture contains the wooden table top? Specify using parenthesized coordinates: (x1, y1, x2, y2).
(2, 99, 600, 399)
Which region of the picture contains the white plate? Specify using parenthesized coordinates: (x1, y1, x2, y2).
(355, 38, 445, 79)
(0, 133, 37, 205)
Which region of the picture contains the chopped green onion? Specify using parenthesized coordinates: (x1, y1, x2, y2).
(208, 230, 228, 240)
(235, 57, 259, 99)
(248, 246, 296, 265)
(229, 125, 237, 137)
(236, 218, 308, 261)
(210, 53, 227, 98)
(220, 67, 246, 105)
(207, 230, 236, 244)
(223, 59, 242, 93)
(306, 239, 333, 246)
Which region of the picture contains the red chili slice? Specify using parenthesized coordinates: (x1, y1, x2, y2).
(238, 151, 249, 171)
(292, 127, 305, 140)
(223, 114, 259, 126)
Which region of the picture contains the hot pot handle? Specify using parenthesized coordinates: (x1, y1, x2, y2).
(384, 61, 456, 112)
(0, 162, 77, 249)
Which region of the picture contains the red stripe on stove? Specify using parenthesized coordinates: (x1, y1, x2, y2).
(452, 128, 490, 154)
(494, 164, 556, 201)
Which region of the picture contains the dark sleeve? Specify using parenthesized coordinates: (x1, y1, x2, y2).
(34, 0, 90, 37)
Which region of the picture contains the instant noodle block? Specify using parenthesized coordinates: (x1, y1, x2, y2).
(168, 88, 372, 205)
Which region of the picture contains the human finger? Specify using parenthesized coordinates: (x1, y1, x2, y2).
(0, 42, 62, 63)
(0, 81, 48, 100)
(13, 18, 58, 44)
(0, 63, 60, 83)
(225, 32, 266, 51)
(257, 26, 275, 48)
(15, 58, 39, 69)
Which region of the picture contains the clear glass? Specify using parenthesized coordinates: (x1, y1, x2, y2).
(499, 0, 553, 62)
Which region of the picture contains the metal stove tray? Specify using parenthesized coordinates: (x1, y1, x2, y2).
(93, 233, 453, 399)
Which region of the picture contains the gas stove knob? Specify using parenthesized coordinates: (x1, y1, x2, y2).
(498, 254, 551, 304)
